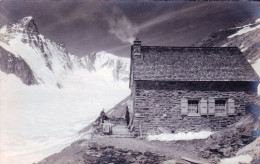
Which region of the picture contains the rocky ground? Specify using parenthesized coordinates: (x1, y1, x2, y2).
(38, 137, 209, 164)
(198, 114, 259, 163)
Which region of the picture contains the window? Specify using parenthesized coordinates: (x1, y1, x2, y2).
(181, 98, 234, 116)
(188, 100, 199, 114)
(215, 100, 227, 113)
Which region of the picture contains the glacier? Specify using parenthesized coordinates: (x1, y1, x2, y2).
(0, 16, 130, 164)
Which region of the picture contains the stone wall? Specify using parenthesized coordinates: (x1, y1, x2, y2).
(83, 143, 166, 164)
(133, 81, 258, 134)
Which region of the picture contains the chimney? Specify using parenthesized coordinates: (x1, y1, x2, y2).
(132, 38, 141, 58)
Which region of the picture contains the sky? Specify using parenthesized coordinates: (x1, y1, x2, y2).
(0, 1, 260, 57)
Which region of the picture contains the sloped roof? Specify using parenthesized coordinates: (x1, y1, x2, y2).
(132, 46, 259, 81)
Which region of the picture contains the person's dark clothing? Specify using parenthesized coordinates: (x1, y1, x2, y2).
(99, 111, 108, 123)
(102, 115, 108, 123)
(125, 109, 130, 126)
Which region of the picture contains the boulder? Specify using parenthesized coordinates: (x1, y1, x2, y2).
(88, 143, 98, 150)
(209, 144, 221, 151)
(125, 155, 136, 163)
(144, 151, 153, 157)
(200, 150, 210, 158)
(219, 147, 233, 157)
(117, 148, 129, 153)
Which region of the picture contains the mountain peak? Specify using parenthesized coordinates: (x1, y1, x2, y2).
(18, 16, 39, 34)
(19, 16, 33, 25)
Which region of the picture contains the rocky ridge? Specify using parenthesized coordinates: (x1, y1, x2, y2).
(0, 16, 130, 86)
(0, 46, 38, 85)
(193, 18, 260, 64)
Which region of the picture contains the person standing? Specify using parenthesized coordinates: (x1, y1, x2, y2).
(125, 106, 130, 126)
(126, 99, 134, 130)
(99, 109, 108, 123)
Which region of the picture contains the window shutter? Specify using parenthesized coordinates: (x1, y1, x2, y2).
(200, 98, 207, 115)
(181, 98, 188, 115)
(228, 98, 235, 115)
(208, 98, 215, 115)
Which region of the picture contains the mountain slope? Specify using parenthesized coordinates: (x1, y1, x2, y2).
(194, 18, 260, 64)
(0, 16, 130, 87)
(0, 46, 38, 85)
(81, 52, 130, 82)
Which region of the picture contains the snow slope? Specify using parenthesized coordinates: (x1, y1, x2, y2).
(0, 70, 130, 164)
(228, 18, 260, 39)
(0, 16, 130, 164)
(0, 16, 130, 86)
(194, 17, 260, 68)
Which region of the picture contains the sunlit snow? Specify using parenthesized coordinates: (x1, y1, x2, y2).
(147, 131, 213, 141)
(219, 155, 253, 164)
(252, 59, 260, 75)
(0, 16, 130, 164)
(228, 18, 260, 38)
(0, 70, 130, 164)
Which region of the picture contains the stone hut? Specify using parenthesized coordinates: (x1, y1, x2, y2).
(129, 39, 259, 135)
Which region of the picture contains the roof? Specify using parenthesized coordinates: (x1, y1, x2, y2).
(132, 46, 260, 81)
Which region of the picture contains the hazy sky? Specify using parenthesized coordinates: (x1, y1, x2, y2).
(1, 1, 260, 57)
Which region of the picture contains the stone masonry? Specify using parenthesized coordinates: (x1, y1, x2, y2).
(83, 143, 166, 164)
(133, 81, 258, 134)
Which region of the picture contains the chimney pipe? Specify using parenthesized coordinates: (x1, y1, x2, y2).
(132, 38, 141, 58)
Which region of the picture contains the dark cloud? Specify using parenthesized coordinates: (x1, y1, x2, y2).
(0, 1, 260, 57)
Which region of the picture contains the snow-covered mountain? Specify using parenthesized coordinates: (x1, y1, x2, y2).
(0, 16, 130, 87)
(193, 18, 260, 75)
(0, 16, 130, 164)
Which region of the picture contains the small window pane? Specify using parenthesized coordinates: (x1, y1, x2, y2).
(188, 100, 199, 113)
(215, 100, 226, 113)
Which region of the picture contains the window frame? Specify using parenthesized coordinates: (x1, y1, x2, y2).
(187, 99, 201, 117)
(214, 98, 228, 116)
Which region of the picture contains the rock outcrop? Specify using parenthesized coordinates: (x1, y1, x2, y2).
(198, 113, 258, 163)
(193, 18, 260, 64)
(0, 46, 38, 85)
